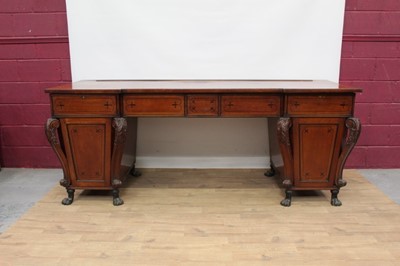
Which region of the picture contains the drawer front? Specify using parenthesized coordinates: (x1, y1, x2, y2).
(221, 95, 281, 117)
(187, 95, 218, 117)
(287, 95, 353, 116)
(52, 95, 118, 116)
(123, 95, 184, 116)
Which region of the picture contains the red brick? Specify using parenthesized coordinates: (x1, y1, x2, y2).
(344, 147, 367, 168)
(374, 59, 400, 81)
(365, 147, 400, 168)
(353, 103, 371, 125)
(350, 42, 400, 58)
(36, 43, 70, 59)
(357, 125, 400, 146)
(339, 58, 376, 80)
(1, 126, 48, 146)
(13, 13, 68, 36)
(0, 82, 62, 104)
(1, 146, 60, 168)
(341, 42, 353, 58)
(0, 0, 66, 13)
(17, 60, 61, 81)
(55, 12, 68, 36)
(346, 0, 400, 11)
(0, 0, 32, 13)
(344, 11, 400, 35)
(0, 105, 25, 125)
(60, 59, 71, 81)
(32, 0, 67, 12)
(0, 44, 37, 59)
(0, 14, 15, 36)
(22, 104, 52, 125)
(370, 104, 400, 125)
(0, 104, 51, 125)
(340, 81, 398, 103)
(0, 43, 70, 60)
(394, 84, 400, 102)
(0, 60, 19, 81)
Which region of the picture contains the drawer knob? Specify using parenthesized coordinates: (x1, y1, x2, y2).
(81, 96, 86, 99)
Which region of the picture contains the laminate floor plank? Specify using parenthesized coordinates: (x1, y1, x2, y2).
(1, 169, 399, 265)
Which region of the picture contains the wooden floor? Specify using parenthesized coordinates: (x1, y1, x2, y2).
(0, 169, 399, 265)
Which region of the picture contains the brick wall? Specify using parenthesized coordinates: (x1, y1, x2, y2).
(0, 1, 399, 168)
(340, 0, 400, 168)
(0, 0, 71, 167)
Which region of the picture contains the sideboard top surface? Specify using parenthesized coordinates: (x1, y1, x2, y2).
(46, 80, 362, 94)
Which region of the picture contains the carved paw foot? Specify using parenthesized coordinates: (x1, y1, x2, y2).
(112, 189, 124, 206)
(280, 198, 292, 207)
(62, 197, 73, 205)
(331, 197, 342, 206)
(113, 197, 124, 206)
(280, 190, 292, 207)
(330, 189, 342, 206)
(61, 189, 74, 205)
(264, 168, 275, 177)
(131, 170, 142, 177)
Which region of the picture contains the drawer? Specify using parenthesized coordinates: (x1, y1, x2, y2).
(187, 95, 218, 117)
(52, 95, 118, 116)
(287, 95, 353, 116)
(123, 95, 184, 116)
(221, 95, 281, 117)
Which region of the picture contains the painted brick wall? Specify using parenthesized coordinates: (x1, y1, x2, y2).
(0, 1, 399, 168)
(0, 0, 71, 167)
(341, 0, 400, 168)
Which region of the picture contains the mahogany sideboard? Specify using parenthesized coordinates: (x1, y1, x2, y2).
(45, 80, 361, 207)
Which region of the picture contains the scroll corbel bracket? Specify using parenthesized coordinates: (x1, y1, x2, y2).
(110, 117, 128, 188)
(277, 117, 294, 184)
(277, 117, 294, 207)
(45, 118, 70, 187)
(335, 117, 362, 186)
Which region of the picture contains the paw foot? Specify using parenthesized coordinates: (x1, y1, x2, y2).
(62, 197, 73, 205)
(264, 169, 275, 177)
(113, 197, 124, 206)
(131, 170, 142, 177)
(331, 198, 342, 206)
(280, 198, 291, 207)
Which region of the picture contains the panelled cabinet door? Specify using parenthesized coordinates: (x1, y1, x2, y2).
(292, 118, 345, 189)
(60, 118, 112, 188)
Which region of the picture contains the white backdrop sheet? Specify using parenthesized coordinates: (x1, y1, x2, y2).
(66, 0, 345, 168)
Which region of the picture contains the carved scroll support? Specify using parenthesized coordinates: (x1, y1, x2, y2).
(329, 117, 361, 206)
(110, 117, 128, 205)
(277, 117, 294, 207)
(45, 118, 74, 204)
(335, 118, 362, 186)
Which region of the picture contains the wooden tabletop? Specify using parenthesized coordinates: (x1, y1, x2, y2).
(45, 80, 362, 94)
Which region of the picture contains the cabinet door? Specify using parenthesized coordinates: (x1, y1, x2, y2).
(61, 118, 112, 188)
(292, 118, 345, 189)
